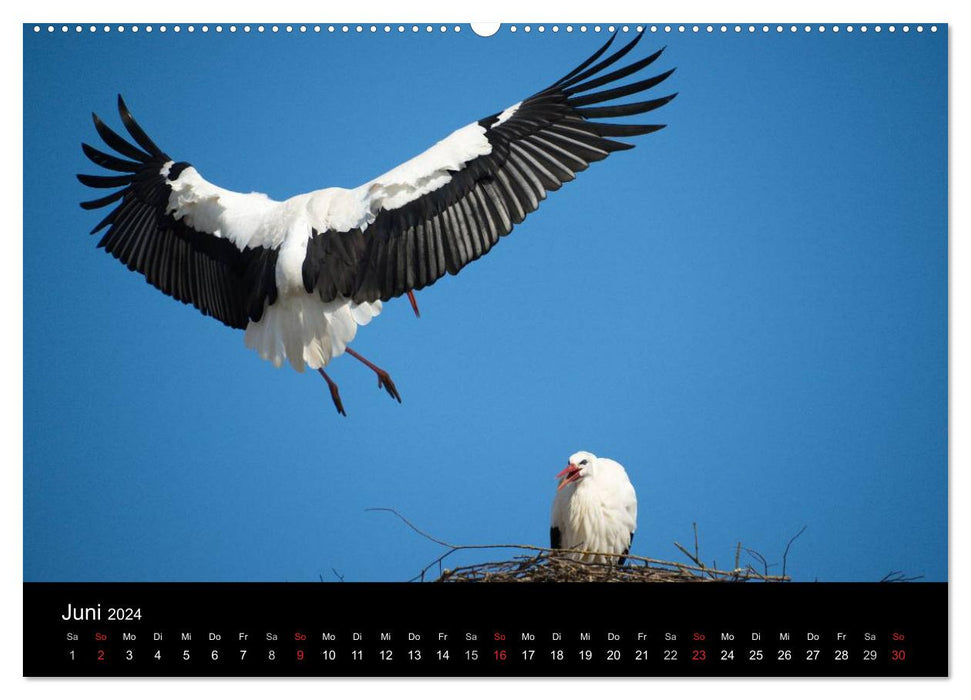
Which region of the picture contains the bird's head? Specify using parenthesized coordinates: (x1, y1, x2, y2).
(557, 451, 597, 491)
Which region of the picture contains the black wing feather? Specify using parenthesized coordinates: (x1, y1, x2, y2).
(552, 32, 645, 90)
(303, 33, 676, 304)
(78, 97, 278, 329)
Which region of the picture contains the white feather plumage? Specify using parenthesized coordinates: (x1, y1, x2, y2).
(550, 451, 637, 564)
(162, 122, 499, 373)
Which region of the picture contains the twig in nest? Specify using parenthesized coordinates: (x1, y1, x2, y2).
(781, 525, 807, 580)
(880, 570, 925, 583)
(745, 547, 771, 577)
(673, 524, 721, 580)
(673, 540, 715, 580)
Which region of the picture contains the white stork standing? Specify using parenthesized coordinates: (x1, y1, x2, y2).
(550, 451, 637, 565)
(78, 33, 675, 415)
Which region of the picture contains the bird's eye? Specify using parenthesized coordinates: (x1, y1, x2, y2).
(579, 459, 588, 466)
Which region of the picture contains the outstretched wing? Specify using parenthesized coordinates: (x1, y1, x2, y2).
(78, 96, 281, 330)
(302, 32, 676, 305)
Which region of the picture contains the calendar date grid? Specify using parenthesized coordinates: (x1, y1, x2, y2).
(62, 625, 913, 671)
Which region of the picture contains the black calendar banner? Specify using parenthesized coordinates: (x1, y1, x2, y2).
(24, 582, 947, 677)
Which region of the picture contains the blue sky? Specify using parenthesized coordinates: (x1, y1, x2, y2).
(23, 24, 946, 582)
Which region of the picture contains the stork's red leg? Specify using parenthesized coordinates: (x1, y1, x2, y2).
(406, 290, 421, 318)
(345, 347, 402, 403)
(318, 369, 346, 416)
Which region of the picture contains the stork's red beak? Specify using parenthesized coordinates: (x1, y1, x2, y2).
(556, 463, 583, 490)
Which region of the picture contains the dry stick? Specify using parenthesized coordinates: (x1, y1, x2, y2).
(672, 540, 719, 580)
(781, 525, 808, 580)
(673, 541, 703, 568)
(880, 570, 925, 583)
(366, 507, 456, 547)
(745, 547, 771, 577)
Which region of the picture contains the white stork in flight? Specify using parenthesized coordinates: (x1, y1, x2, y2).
(78, 33, 675, 415)
(551, 451, 638, 565)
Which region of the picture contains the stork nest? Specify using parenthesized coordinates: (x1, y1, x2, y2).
(436, 549, 790, 583)
(364, 509, 800, 583)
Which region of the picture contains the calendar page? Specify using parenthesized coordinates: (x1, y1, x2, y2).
(22, 20, 947, 677)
